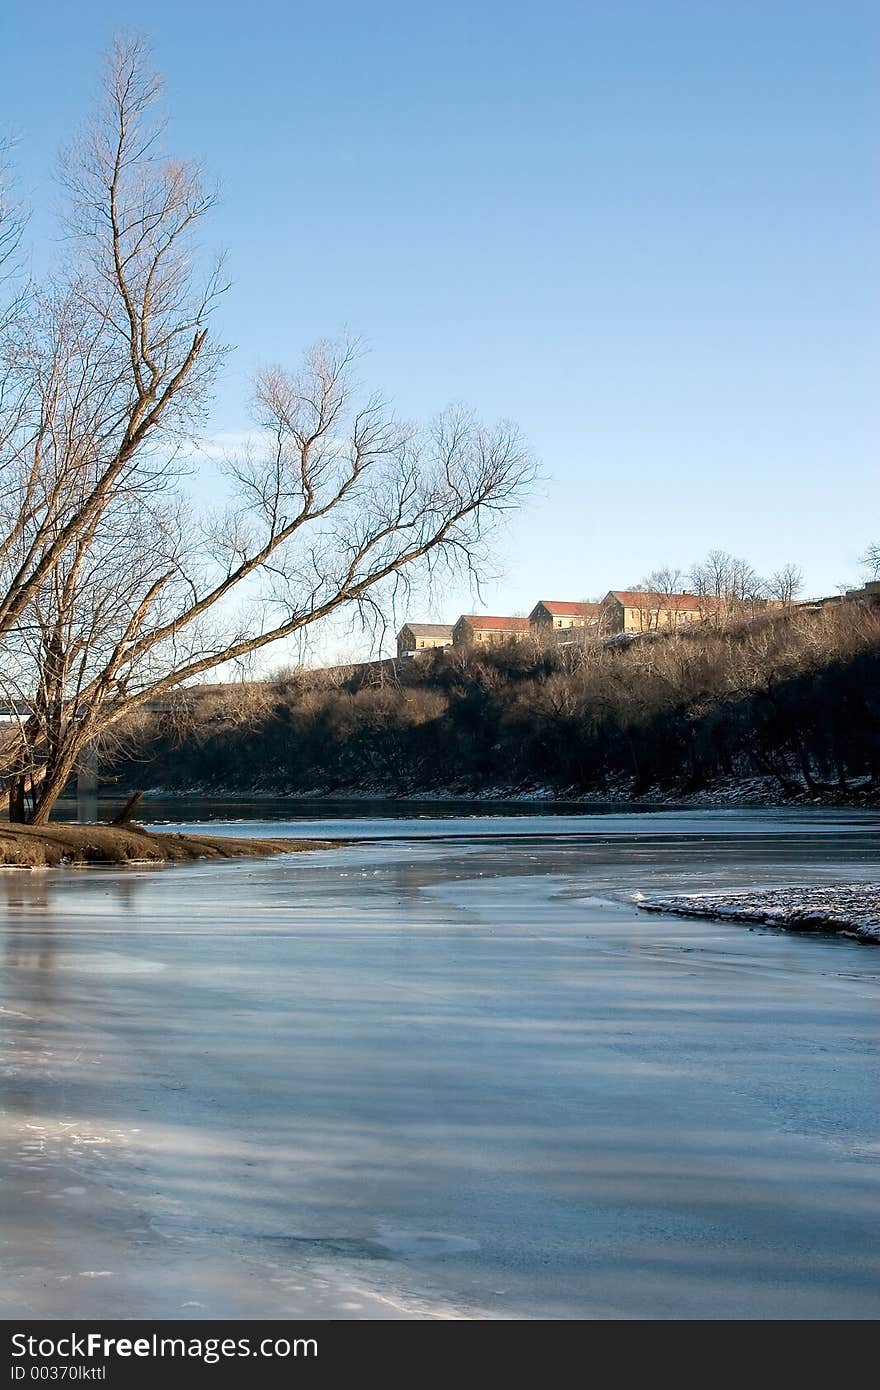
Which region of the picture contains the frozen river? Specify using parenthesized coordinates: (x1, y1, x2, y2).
(1, 806, 879, 1319)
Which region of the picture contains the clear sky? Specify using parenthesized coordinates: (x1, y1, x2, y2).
(3, 1, 877, 658)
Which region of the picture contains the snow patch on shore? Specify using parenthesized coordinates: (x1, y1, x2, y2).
(634, 885, 880, 943)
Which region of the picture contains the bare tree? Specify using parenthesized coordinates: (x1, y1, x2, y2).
(767, 562, 804, 607)
(0, 136, 25, 316)
(861, 544, 880, 580)
(641, 566, 687, 628)
(689, 549, 732, 623)
(689, 549, 765, 622)
(728, 556, 766, 611)
(0, 35, 223, 649)
(0, 38, 534, 823)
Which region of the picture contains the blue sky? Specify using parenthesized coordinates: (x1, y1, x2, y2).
(3, 1, 877, 656)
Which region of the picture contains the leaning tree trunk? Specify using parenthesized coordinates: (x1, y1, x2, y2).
(111, 790, 143, 825)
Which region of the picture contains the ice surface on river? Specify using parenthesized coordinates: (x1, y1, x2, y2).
(1, 807, 879, 1319)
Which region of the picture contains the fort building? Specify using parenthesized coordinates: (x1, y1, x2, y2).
(396, 622, 455, 659)
(452, 615, 531, 647)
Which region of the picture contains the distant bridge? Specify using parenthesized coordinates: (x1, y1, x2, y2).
(0, 694, 199, 722)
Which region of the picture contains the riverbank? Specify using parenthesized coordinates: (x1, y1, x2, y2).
(125, 771, 880, 810)
(99, 605, 880, 813)
(0, 822, 335, 868)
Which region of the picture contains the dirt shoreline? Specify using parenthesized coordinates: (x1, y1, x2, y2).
(0, 822, 339, 868)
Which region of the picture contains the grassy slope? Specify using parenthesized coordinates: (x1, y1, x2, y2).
(0, 823, 336, 867)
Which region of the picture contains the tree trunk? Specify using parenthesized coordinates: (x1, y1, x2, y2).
(28, 753, 79, 826)
(796, 741, 818, 793)
(8, 774, 26, 823)
(111, 790, 143, 825)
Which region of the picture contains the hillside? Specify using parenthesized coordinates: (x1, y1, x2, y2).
(102, 604, 880, 806)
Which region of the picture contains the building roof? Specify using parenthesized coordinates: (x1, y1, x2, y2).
(398, 622, 454, 638)
(531, 600, 601, 617)
(457, 614, 531, 631)
(605, 590, 718, 612)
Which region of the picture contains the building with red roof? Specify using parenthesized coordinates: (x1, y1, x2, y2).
(600, 589, 719, 634)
